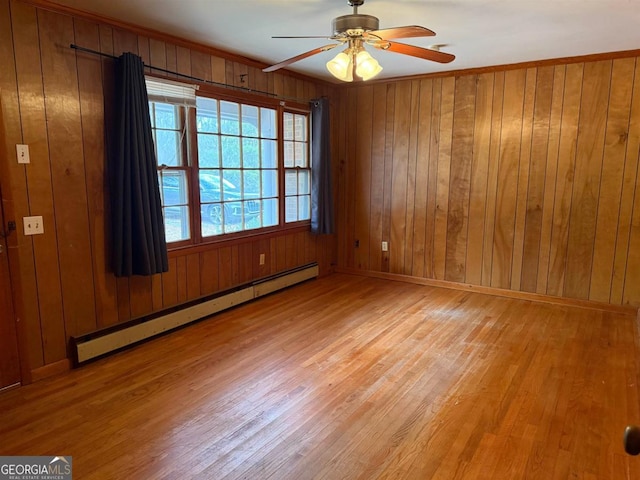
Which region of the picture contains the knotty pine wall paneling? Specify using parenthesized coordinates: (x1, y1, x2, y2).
(354, 85, 373, 271)
(564, 61, 611, 299)
(481, 71, 504, 287)
(408, 80, 430, 279)
(520, 66, 554, 293)
(547, 64, 582, 297)
(0, 17, 36, 384)
(9, 2, 65, 365)
(0, 0, 336, 378)
(614, 59, 640, 305)
(491, 69, 526, 290)
(76, 18, 120, 329)
(445, 74, 475, 283)
(381, 83, 396, 273)
(337, 57, 640, 307)
(590, 58, 635, 303)
(534, 66, 565, 296)
(367, 84, 384, 271)
(434, 77, 455, 281)
(465, 73, 493, 286)
(40, 9, 98, 340)
(0, 3, 42, 373)
(425, 78, 441, 280)
(509, 68, 536, 293)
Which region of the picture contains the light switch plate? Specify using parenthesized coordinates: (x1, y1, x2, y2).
(16, 144, 30, 164)
(23, 216, 44, 235)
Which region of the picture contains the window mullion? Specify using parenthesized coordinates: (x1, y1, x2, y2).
(186, 106, 201, 244)
(277, 104, 286, 227)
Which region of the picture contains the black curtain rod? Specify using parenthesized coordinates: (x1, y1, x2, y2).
(69, 43, 309, 104)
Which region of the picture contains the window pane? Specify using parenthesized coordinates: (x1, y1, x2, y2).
(221, 136, 241, 168)
(299, 195, 310, 220)
(241, 105, 259, 137)
(197, 97, 218, 133)
(224, 201, 243, 233)
(262, 198, 278, 227)
(285, 170, 297, 195)
(222, 170, 241, 201)
(261, 108, 276, 139)
(156, 130, 180, 166)
(244, 199, 261, 230)
(148, 103, 155, 127)
(161, 171, 188, 206)
(243, 170, 260, 197)
(198, 134, 220, 168)
(261, 140, 277, 168)
(298, 170, 310, 195)
(220, 101, 240, 135)
(294, 114, 306, 141)
(283, 112, 294, 140)
(262, 170, 277, 197)
(199, 171, 222, 203)
(155, 103, 177, 129)
(201, 203, 223, 237)
(284, 141, 294, 167)
(285, 196, 297, 223)
(295, 142, 307, 167)
(242, 138, 259, 168)
(163, 206, 190, 242)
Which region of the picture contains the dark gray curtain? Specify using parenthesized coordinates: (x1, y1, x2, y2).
(110, 52, 168, 276)
(310, 97, 335, 234)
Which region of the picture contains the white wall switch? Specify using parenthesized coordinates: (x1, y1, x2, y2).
(16, 144, 30, 164)
(382, 241, 389, 252)
(23, 216, 44, 235)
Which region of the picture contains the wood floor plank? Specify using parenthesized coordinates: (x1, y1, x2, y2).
(0, 273, 638, 479)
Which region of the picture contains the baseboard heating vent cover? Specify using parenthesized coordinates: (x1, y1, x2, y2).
(71, 263, 318, 365)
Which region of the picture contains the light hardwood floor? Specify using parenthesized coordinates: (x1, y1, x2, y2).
(1, 273, 639, 479)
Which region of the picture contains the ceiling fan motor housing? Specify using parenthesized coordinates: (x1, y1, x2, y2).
(332, 14, 380, 36)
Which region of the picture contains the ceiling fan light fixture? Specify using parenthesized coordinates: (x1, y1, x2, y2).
(265, 0, 454, 78)
(326, 51, 354, 82)
(355, 49, 382, 81)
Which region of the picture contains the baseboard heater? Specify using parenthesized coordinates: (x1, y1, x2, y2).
(71, 263, 319, 365)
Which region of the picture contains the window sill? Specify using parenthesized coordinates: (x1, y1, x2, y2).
(166, 223, 312, 258)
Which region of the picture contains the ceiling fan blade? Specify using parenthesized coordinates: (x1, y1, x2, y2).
(262, 44, 340, 73)
(365, 25, 435, 40)
(378, 41, 455, 64)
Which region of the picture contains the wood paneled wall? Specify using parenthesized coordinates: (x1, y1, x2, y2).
(0, 0, 336, 376)
(336, 58, 640, 307)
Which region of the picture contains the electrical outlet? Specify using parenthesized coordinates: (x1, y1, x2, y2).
(16, 144, 30, 164)
(23, 216, 44, 235)
(259, 253, 265, 265)
(382, 241, 388, 252)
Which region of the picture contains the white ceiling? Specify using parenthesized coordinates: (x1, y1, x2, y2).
(54, 0, 640, 82)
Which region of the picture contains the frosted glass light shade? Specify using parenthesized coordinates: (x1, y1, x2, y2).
(326, 52, 353, 82)
(355, 50, 383, 81)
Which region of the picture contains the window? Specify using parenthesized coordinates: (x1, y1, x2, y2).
(151, 102, 190, 243)
(196, 97, 279, 237)
(147, 76, 311, 247)
(283, 112, 311, 223)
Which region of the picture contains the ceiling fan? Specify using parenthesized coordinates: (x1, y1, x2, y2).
(263, 0, 455, 82)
